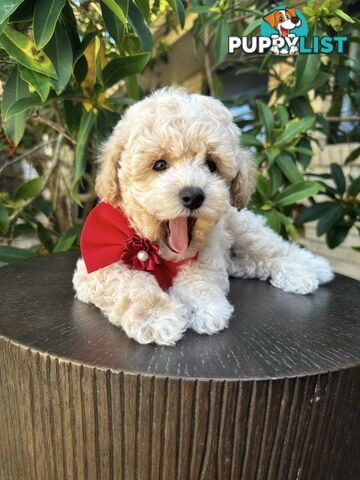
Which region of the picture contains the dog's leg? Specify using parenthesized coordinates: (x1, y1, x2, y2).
(73, 259, 188, 345)
(226, 207, 334, 294)
(170, 223, 234, 335)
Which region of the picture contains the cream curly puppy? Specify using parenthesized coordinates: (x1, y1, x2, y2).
(73, 87, 333, 345)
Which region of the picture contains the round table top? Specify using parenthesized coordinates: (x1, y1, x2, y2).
(0, 251, 359, 381)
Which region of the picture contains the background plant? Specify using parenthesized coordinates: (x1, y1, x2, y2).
(188, 0, 360, 249)
(0, 0, 359, 264)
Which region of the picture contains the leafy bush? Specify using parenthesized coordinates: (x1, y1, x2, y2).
(0, 0, 359, 263)
(189, 0, 360, 248)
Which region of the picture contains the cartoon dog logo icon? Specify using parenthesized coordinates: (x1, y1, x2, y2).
(263, 7, 302, 55)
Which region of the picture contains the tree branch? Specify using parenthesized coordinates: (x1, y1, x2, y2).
(33, 116, 76, 145)
(0, 140, 57, 176)
(204, 26, 215, 96)
(325, 115, 360, 123)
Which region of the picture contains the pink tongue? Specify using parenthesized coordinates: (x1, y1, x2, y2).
(168, 217, 189, 253)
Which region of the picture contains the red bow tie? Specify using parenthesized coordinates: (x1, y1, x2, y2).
(80, 202, 197, 290)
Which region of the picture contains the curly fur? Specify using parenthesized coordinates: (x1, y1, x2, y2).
(73, 87, 334, 345)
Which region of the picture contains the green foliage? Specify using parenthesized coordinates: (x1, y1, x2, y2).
(0, 0, 359, 264)
(0, 0, 177, 260)
(188, 0, 359, 248)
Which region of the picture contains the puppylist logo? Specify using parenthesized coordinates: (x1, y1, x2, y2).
(229, 6, 347, 56)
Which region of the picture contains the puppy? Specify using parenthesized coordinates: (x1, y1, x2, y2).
(263, 8, 302, 55)
(73, 87, 333, 346)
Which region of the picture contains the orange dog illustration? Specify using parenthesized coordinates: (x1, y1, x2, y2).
(263, 8, 302, 55)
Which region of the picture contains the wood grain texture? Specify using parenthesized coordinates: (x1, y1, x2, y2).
(0, 252, 360, 479)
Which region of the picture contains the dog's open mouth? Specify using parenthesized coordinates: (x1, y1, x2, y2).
(163, 217, 196, 253)
(280, 26, 288, 37)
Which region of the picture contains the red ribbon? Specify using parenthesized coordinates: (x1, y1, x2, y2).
(80, 202, 197, 290)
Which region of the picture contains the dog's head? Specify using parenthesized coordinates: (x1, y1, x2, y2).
(95, 87, 254, 260)
(263, 8, 301, 34)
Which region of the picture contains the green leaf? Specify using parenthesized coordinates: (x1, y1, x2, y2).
(256, 100, 274, 143)
(1, 66, 29, 145)
(330, 163, 346, 195)
(0, 0, 24, 23)
(265, 147, 280, 167)
(214, 18, 229, 64)
(295, 54, 320, 92)
(61, 1, 80, 51)
(101, 0, 125, 44)
(264, 210, 281, 233)
(134, 0, 150, 22)
(276, 154, 303, 184)
(297, 202, 335, 224)
(348, 176, 360, 197)
(4, 93, 45, 120)
(128, 0, 152, 51)
(102, 0, 127, 27)
(72, 109, 96, 204)
(290, 96, 314, 118)
(14, 177, 43, 201)
(0, 24, 57, 78)
(103, 52, 151, 89)
(275, 117, 315, 148)
(344, 146, 360, 165)
(316, 204, 344, 236)
(125, 75, 140, 100)
(9, 0, 35, 23)
(37, 223, 54, 252)
(326, 225, 351, 249)
(0, 202, 10, 234)
(296, 137, 313, 169)
(18, 65, 51, 102)
(73, 31, 98, 65)
(269, 165, 283, 196)
(13, 223, 35, 237)
(44, 21, 73, 94)
(276, 105, 288, 128)
(0, 245, 36, 263)
(240, 133, 262, 147)
(33, 0, 66, 49)
(290, 73, 330, 99)
(63, 100, 83, 136)
(256, 173, 271, 200)
(334, 9, 355, 24)
(166, 0, 185, 28)
(54, 235, 76, 252)
(97, 108, 120, 141)
(275, 181, 323, 207)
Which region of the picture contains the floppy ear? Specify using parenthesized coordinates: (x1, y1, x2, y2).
(286, 7, 297, 17)
(95, 123, 125, 205)
(263, 10, 278, 28)
(230, 149, 256, 210)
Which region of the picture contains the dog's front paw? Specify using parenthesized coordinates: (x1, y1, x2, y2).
(190, 295, 234, 335)
(270, 261, 320, 295)
(304, 254, 334, 285)
(109, 292, 188, 346)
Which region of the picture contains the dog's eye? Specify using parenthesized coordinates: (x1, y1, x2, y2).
(206, 159, 217, 173)
(279, 16, 283, 21)
(153, 160, 168, 172)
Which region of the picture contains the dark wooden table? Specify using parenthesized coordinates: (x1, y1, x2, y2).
(0, 251, 359, 480)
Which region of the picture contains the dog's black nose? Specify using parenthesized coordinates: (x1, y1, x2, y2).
(180, 187, 205, 210)
(291, 16, 299, 23)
